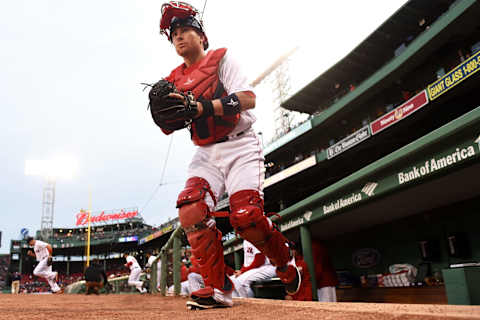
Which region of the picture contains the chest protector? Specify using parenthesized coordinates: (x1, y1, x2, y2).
(166, 48, 240, 146)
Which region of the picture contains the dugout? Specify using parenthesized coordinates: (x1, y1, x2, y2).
(223, 0, 480, 305)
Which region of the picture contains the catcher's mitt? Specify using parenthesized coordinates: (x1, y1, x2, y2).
(146, 79, 198, 131)
(47, 256, 53, 266)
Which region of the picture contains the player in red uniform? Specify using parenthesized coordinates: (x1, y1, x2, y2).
(155, 1, 301, 309)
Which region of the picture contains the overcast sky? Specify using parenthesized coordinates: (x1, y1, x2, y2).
(0, 0, 407, 253)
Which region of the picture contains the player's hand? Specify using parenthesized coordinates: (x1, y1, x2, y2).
(205, 218, 216, 229)
(27, 250, 35, 257)
(167, 92, 204, 118)
(167, 92, 185, 102)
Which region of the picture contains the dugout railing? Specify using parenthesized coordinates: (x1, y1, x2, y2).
(150, 226, 183, 295)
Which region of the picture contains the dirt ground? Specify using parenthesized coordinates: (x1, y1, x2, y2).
(1, 294, 480, 320)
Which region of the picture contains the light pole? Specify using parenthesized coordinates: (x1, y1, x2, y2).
(25, 155, 78, 241)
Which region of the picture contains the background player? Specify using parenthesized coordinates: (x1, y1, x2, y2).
(151, 1, 301, 309)
(231, 240, 276, 298)
(145, 250, 162, 291)
(312, 240, 338, 302)
(26, 237, 62, 294)
(123, 252, 147, 294)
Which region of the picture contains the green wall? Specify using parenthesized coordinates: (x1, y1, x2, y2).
(327, 196, 480, 279)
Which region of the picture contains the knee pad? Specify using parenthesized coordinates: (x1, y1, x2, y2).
(229, 190, 269, 243)
(229, 190, 291, 267)
(177, 177, 227, 290)
(177, 177, 215, 231)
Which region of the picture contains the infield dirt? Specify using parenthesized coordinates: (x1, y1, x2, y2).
(1, 294, 480, 320)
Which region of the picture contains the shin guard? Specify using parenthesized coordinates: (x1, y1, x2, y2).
(177, 177, 228, 291)
(229, 190, 291, 267)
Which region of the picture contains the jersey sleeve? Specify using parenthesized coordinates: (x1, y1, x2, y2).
(218, 50, 255, 96)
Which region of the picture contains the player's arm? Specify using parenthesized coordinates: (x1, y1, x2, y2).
(47, 244, 53, 256)
(195, 91, 255, 117)
(168, 90, 255, 118)
(238, 253, 266, 274)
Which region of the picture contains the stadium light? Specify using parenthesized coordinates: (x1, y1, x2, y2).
(25, 154, 79, 240)
(25, 154, 79, 180)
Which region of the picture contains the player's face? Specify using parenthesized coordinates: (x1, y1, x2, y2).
(172, 26, 204, 57)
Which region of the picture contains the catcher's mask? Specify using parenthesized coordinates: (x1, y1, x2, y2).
(160, 1, 209, 50)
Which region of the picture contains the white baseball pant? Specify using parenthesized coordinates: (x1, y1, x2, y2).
(128, 267, 146, 293)
(33, 257, 61, 293)
(231, 265, 276, 298)
(317, 287, 337, 302)
(187, 129, 265, 210)
(168, 280, 190, 296)
(188, 272, 204, 293)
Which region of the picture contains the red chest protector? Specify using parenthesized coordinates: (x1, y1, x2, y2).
(165, 48, 240, 146)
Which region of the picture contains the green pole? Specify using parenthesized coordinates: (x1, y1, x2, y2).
(300, 225, 318, 300)
(160, 251, 168, 296)
(19, 251, 23, 274)
(173, 236, 181, 295)
(67, 256, 70, 276)
(234, 250, 242, 270)
(150, 258, 158, 294)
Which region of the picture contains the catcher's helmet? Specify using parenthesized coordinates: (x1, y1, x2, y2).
(159, 1, 209, 50)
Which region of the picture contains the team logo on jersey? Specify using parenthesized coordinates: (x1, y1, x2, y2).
(227, 98, 239, 107)
(184, 78, 194, 85)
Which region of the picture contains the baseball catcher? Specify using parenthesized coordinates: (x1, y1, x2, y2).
(148, 1, 302, 310)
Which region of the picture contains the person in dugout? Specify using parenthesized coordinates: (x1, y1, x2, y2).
(84, 260, 111, 295)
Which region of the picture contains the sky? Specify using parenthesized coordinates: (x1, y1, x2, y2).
(0, 0, 407, 253)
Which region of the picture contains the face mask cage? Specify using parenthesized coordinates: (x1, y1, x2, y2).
(160, 1, 200, 40)
(159, 1, 209, 50)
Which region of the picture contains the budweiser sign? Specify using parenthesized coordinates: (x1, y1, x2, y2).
(75, 209, 139, 226)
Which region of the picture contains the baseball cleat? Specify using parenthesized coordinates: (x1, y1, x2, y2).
(186, 298, 231, 310)
(53, 288, 64, 294)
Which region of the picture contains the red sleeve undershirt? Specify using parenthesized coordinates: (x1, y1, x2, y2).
(240, 253, 265, 273)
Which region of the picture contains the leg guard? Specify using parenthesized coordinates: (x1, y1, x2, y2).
(229, 190, 291, 267)
(177, 177, 228, 291)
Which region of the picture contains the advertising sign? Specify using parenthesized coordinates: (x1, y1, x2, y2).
(75, 208, 139, 226)
(139, 223, 175, 245)
(427, 50, 480, 101)
(370, 90, 429, 135)
(327, 126, 371, 159)
(118, 236, 138, 243)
